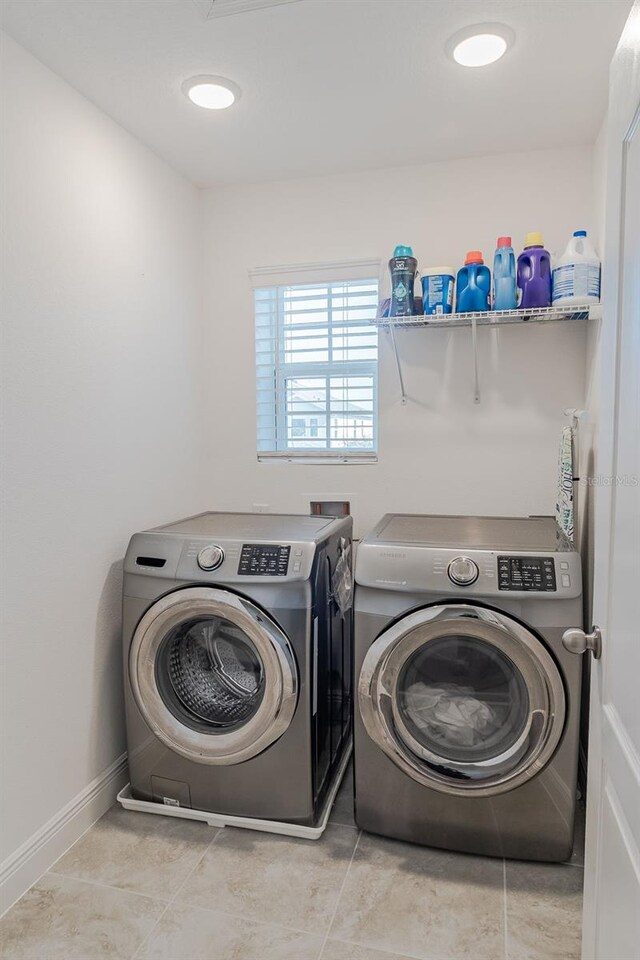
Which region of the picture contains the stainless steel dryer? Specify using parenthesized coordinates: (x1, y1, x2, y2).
(354, 514, 583, 862)
(122, 512, 352, 826)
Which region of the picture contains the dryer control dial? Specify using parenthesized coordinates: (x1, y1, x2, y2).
(197, 545, 225, 571)
(447, 556, 479, 586)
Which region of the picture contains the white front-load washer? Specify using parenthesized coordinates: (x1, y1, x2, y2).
(354, 513, 584, 861)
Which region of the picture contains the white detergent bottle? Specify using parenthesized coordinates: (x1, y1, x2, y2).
(552, 230, 601, 307)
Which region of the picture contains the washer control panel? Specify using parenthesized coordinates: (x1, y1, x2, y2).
(238, 543, 291, 577)
(497, 556, 556, 592)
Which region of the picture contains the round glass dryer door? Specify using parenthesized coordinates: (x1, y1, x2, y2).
(358, 604, 565, 797)
(130, 587, 297, 765)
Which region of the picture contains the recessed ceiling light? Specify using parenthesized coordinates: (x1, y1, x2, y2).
(182, 76, 241, 110)
(446, 23, 514, 68)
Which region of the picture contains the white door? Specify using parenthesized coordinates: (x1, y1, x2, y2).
(580, 6, 640, 958)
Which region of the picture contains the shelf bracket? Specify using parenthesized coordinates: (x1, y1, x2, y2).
(471, 314, 480, 403)
(388, 325, 408, 405)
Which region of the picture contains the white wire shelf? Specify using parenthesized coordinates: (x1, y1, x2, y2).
(372, 303, 601, 328)
(376, 303, 602, 405)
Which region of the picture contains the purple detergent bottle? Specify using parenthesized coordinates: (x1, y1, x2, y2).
(517, 232, 552, 308)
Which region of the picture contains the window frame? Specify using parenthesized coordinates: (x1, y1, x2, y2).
(253, 267, 380, 463)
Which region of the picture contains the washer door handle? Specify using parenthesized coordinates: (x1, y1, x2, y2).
(562, 625, 602, 659)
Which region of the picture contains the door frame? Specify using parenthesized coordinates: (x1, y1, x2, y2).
(582, 6, 640, 956)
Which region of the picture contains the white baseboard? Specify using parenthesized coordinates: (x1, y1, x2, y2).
(0, 752, 129, 916)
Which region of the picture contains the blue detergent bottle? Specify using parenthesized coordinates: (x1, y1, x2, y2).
(493, 236, 517, 311)
(388, 245, 418, 317)
(456, 251, 491, 313)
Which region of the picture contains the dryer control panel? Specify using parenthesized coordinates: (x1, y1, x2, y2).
(497, 556, 556, 592)
(355, 542, 581, 598)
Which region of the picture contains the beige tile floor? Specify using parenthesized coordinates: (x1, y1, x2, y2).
(0, 765, 585, 960)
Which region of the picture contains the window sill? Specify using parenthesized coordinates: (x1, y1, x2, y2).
(258, 452, 377, 465)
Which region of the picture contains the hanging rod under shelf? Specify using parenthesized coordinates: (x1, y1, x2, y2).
(372, 303, 601, 329)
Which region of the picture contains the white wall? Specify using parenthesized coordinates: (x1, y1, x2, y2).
(202, 148, 594, 537)
(0, 32, 207, 899)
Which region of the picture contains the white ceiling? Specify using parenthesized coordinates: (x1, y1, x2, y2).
(0, 0, 631, 187)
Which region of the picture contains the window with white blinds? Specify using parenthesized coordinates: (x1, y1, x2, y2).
(255, 276, 379, 460)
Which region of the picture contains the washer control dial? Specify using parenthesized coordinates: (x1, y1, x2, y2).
(447, 556, 479, 586)
(197, 544, 225, 571)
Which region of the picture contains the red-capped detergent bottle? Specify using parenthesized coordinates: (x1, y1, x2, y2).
(456, 251, 491, 313)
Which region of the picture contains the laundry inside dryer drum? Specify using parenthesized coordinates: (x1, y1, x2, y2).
(158, 616, 265, 727)
(397, 635, 530, 766)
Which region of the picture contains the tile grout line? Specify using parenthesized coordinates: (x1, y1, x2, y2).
(46, 821, 223, 907)
(45, 869, 177, 904)
(133, 822, 362, 957)
(316, 828, 362, 960)
(103, 820, 361, 954)
(163, 897, 331, 939)
(327, 935, 427, 960)
(5, 801, 134, 922)
(129, 824, 223, 960)
(503, 858, 509, 960)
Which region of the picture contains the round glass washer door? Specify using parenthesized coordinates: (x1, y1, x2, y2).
(358, 604, 565, 797)
(130, 587, 297, 765)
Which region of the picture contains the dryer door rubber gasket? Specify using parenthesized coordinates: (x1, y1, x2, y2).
(130, 587, 298, 765)
(358, 603, 565, 798)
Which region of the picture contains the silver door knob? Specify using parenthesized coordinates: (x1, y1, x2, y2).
(562, 625, 602, 659)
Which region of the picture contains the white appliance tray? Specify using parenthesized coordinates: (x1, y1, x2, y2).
(117, 738, 351, 841)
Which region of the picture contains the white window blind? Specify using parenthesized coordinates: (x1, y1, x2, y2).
(254, 275, 379, 460)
